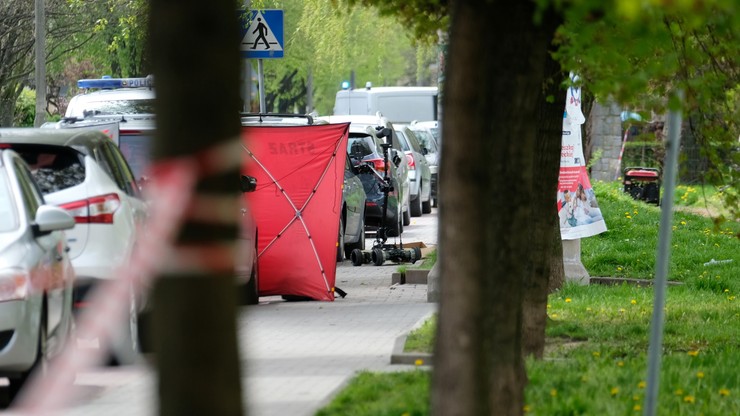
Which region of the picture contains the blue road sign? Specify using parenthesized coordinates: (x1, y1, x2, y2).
(239, 9, 284, 59)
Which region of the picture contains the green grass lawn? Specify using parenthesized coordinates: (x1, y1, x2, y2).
(316, 181, 740, 416)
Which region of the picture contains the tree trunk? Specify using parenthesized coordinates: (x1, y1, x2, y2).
(522, 26, 565, 359)
(431, 1, 558, 415)
(148, 1, 244, 415)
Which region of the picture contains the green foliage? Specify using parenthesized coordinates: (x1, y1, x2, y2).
(403, 314, 435, 353)
(250, 0, 435, 115)
(581, 181, 739, 286)
(315, 370, 430, 416)
(342, 0, 449, 43)
(318, 283, 740, 415)
(14, 88, 36, 127)
(556, 0, 740, 221)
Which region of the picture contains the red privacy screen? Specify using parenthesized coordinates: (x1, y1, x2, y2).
(241, 123, 350, 301)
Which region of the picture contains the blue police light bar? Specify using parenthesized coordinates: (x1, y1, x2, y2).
(341, 81, 350, 90)
(77, 76, 153, 89)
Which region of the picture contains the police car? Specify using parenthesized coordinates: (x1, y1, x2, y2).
(62, 76, 156, 182)
(65, 76, 155, 119)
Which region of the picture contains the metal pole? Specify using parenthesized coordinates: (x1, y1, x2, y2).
(644, 90, 683, 416)
(34, 0, 46, 127)
(258, 59, 266, 113)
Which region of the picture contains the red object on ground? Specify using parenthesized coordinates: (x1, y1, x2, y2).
(624, 169, 659, 179)
(242, 123, 350, 301)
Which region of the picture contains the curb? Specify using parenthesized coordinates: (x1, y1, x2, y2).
(390, 311, 435, 366)
(390, 333, 433, 365)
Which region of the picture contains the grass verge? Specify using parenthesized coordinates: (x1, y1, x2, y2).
(316, 180, 739, 416)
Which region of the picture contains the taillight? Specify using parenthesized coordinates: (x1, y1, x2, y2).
(60, 193, 121, 224)
(405, 153, 415, 170)
(367, 158, 386, 171)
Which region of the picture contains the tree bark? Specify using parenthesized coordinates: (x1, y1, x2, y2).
(522, 23, 565, 359)
(431, 1, 558, 415)
(148, 1, 244, 415)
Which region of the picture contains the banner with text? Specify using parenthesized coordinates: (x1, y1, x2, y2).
(557, 75, 608, 240)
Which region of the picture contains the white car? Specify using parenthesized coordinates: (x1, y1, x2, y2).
(394, 125, 432, 217)
(0, 148, 76, 400)
(0, 128, 148, 365)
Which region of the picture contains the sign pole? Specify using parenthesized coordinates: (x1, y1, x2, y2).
(258, 58, 266, 113)
(643, 90, 683, 416)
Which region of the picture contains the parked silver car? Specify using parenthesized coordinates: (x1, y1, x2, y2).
(0, 148, 76, 400)
(408, 123, 440, 207)
(394, 125, 432, 216)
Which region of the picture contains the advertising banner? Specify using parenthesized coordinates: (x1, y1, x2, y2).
(557, 75, 608, 240)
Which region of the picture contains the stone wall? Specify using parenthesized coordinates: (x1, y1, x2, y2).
(587, 101, 623, 182)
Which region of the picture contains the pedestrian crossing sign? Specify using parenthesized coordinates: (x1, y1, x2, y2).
(239, 9, 284, 59)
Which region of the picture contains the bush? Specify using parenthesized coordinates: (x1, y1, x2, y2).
(14, 87, 36, 127)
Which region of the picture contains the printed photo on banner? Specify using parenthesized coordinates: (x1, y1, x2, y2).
(557, 74, 607, 240)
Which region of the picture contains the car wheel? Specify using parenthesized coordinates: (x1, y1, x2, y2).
(344, 221, 365, 259)
(336, 216, 345, 262)
(410, 193, 422, 217)
(403, 206, 411, 226)
(9, 304, 48, 402)
(110, 285, 140, 366)
(422, 196, 432, 214)
(244, 261, 260, 305)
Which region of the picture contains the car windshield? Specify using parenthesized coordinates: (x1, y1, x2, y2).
(74, 99, 156, 118)
(395, 131, 411, 151)
(347, 136, 377, 158)
(412, 129, 438, 153)
(8, 145, 85, 194)
(0, 171, 19, 232)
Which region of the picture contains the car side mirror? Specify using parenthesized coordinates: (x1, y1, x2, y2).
(240, 175, 257, 193)
(33, 205, 75, 236)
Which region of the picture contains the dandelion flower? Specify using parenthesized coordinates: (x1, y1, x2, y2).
(415, 359, 424, 366)
(724, 289, 730, 293)
(719, 388, 730, 397)
(631, 299, 637, 305)
(550, 389, 557, 397)
(551, 313, 558, 318)
(697, 371, 705, 379)
(592, 351, 601, 358)
(586, 307, 592, 312)
(610, 387, 619, 396)
(565, 298, 572, 303)
(547, 304, 551, 309)
(683, 395, 695, 404)
(638, 381, 646, 389)
(626, 215, 632, 219)
(617, 361, 624, 367)
(633, 405, 641, 411)
(681, 221, 686, 225)
(687, 350, 699, 357)
(523, 405, 531, 412)
(619, 308, 626, 313)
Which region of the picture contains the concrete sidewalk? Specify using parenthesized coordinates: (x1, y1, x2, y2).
(5, 212, 439, 416)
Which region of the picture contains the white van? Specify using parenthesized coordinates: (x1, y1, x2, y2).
(333, 85, 438, 124)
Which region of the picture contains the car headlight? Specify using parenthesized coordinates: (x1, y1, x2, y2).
(0, 268, 29, 302)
